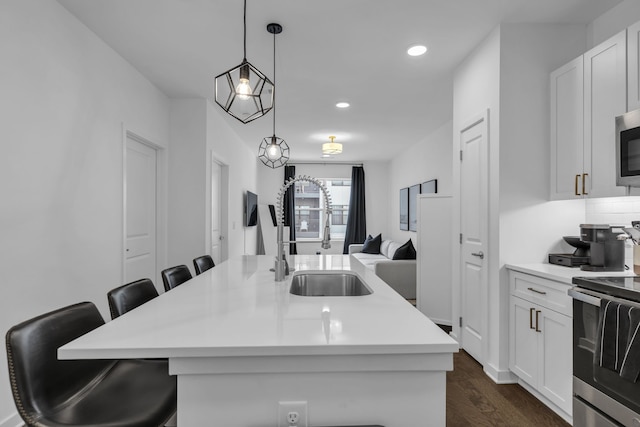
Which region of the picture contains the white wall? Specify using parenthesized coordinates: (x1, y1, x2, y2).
(496, 23, 587, 381)
(206, 101, 259, 258)
(499, 23, 586, 264)
(387, 120, 453, 247)
(587, 0, 640, 49)
(0, 1, 171, 424)
(168, 99, 207, 272)
(451, 26, 501, 377)
(450, 23, 591, 382)
(167, 99, 260, 272)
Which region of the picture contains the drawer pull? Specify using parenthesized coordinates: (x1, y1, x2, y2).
(529, 307, 535, 329)
(527, 287, 547, 295)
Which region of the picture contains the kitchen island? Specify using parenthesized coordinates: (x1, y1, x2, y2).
(59, 255, 458, 426)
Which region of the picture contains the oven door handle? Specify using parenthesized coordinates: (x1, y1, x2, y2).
(570, 287, 640, 310)
(568, 288, 601, 306)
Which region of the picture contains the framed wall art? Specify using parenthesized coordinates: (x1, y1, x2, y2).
(399, 187, 409, 230)
(409, 184, 420, 231)
(421, 179, 438, 194)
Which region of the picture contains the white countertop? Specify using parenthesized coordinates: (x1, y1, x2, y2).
(506, 262, 636, 285)
(59, 255, 458, 360)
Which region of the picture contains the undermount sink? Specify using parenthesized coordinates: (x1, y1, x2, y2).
(289, 271, 372, 296)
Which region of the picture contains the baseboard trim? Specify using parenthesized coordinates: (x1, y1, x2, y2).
(0, 412, 22, 427)
(483, 362, 518, 384)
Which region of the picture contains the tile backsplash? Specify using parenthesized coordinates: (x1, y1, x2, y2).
(586, 197, 640, 225)
(586, 196, 640, 267)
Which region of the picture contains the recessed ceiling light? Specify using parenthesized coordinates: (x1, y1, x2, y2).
(322, 154, 332, 158)
(407, 45, 427, 56)
(336, 102, 350, 108)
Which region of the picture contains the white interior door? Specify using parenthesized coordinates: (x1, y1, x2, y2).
(125, 136, 157, 284)
(459, 112, 488, 365)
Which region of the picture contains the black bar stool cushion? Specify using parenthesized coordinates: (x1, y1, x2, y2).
(161, 265, 192, 292)
(193, 255, 215, 275)
(108, 278, 159, 320)
(6, 302, 176, 427)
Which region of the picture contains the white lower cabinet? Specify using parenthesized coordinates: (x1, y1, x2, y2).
(509, 271, 573, 420)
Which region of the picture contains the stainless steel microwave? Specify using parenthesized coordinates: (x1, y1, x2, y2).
(616, 108, 640, 187)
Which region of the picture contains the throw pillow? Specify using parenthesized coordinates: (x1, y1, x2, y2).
(361, 234, 382, 254)
(392, 239, 416, 260)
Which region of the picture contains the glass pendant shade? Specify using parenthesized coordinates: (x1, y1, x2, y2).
(259, 135, 289, 168)
(214, 0, 273, 124)
(215, 60, 273, 124)
(322, 136, 343, 154)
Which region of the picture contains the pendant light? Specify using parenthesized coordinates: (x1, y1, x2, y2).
(322, 136, 343, 155)
(258, 23, 289, 169)
(214, 0, 273, 124)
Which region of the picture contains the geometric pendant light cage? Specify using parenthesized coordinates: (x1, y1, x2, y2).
(214, 0, 274, 124)
(258, 23, 290, 168)
(258, 135, 290, 168)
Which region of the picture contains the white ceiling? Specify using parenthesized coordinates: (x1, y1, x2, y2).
(58, 0, 621, 162)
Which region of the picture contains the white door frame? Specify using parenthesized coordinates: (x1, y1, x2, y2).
(207, 151, 229, 263)
(452, 110, 490, 367)
(122, 126, 166, 287)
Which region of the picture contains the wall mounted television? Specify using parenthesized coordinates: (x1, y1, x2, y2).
(245, 191, 258, 227)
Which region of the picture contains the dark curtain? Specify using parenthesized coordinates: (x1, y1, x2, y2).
(284, 165, 297, 254)
(343, 166, 366, 254)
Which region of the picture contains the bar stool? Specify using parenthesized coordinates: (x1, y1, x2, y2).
(161, 265, 192, 292)
(107, 278, 159, 319)
(193, 255, 215, 275)
(5, 301, 176, 427)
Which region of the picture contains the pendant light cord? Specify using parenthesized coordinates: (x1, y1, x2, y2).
(243, 0, 247, 60)
(272, 29, 276, 135)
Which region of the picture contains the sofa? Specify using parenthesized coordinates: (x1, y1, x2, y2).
(349, 239, 416, 299)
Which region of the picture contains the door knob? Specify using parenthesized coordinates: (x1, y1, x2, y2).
(219, 236, 225, 241)
(471, 251, 484, 259)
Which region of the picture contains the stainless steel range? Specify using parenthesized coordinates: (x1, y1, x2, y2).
(570, 276, 640, 426)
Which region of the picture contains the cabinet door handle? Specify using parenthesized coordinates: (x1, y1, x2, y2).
(575, 174, 581, 196)
(535, 310, 541, 332)
(527, 287, 547, 295)
(582, 173, 588, 195)
(529, 307, 535, 329)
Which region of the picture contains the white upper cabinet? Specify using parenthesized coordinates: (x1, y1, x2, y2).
(550, 57, 584, 200)
(550, 30, 627, 200)
(584, 30, 627, 198)
(628, 21, 640, 111)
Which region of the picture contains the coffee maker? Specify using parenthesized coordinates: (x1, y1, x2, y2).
(579, 224, 625, 271)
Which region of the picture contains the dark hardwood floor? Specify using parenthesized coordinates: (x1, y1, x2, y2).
(446, 350, 571, 427)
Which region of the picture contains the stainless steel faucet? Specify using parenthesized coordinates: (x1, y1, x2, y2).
(275, 175, 332, 281)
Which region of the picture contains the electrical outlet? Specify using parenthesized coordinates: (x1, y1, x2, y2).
(278, 401, 307, 427)
(287, 411, 299, 425)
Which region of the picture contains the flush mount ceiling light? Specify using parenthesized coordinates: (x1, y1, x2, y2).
(258, 23, 289, 169)
(407, 45, 427, 56)
(214, 0, 273, 124)
(322, 136, 342, 155)
(336, 102, 350, 108)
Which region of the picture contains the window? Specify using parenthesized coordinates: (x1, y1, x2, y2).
(294, 178, 351, 240)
